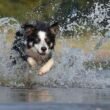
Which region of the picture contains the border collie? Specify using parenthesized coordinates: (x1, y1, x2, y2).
(12, 21, 59, 75)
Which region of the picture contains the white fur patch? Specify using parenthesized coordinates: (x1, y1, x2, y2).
(29, 42, 33, 46)
(38, 31, 46, 40)
(39, 58, 54, 75)
(34, 31, 50, 54)
(27, 57, 36, 67)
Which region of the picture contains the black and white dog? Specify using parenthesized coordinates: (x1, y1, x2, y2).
(13, 21, 59, 75)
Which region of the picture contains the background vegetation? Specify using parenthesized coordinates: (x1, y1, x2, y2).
(0, 0, 60, 22)
(0, 0, 108, 23)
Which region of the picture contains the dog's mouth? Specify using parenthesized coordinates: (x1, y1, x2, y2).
(39, 52, 46, 55)
(37, 51, 47, 56)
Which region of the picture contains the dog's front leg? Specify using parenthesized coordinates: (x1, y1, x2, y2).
(27, 57, 37, 68)
(39, 58, 54, 75)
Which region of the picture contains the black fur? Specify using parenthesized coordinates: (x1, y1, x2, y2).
(12, 21, 59, 61)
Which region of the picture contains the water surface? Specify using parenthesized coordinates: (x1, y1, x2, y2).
(0, 86, 110, 104)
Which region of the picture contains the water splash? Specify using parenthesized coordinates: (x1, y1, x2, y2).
(0, 1, 110, 89)
(34, 47, 110, 88)
(62, 2, 110, 38)
(0, 27, 109, 89)
(0, 17, 20, 34)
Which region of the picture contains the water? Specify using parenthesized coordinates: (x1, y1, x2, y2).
(0, 1, 110, 89)
(0, 27, 110, 88)
(62, 2, 110, 36)
(0, 87, 110, 109)
(1, 86, 110, 104)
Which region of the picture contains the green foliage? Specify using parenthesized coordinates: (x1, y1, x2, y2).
(0, 0, 107, 23)
(26, 0, 61, 21)
(0, 0, 36, 21)
(0, 0, 61, 22)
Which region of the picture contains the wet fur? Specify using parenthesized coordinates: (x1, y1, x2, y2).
(13, 21, 59, 75)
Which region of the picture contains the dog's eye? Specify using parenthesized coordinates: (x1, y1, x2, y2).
(35, 38, 40, 43)
(45, 38, 50, 43)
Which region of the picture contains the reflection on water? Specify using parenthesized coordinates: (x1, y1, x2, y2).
(0, 87, 110, 104)
(0, 87, 52, 103)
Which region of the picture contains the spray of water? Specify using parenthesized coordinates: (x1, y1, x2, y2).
(0, 1, 110, 88)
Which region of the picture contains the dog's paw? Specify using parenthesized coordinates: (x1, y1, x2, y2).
(38, 58, 54, 76)
(38, 65, 50, 75)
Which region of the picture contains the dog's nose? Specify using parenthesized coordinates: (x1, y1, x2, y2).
(41, 47, 47, 52)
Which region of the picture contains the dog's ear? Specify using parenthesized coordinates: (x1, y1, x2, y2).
(21, 23, 36, 36)
(49, 22, 59, 35)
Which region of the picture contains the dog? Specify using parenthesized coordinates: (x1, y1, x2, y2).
(12, 21, 59, 75)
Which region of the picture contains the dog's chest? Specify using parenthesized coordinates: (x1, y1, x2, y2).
(26, 48, 52, 64)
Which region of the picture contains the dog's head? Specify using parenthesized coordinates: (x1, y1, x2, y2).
(22, 21, 59, 55)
